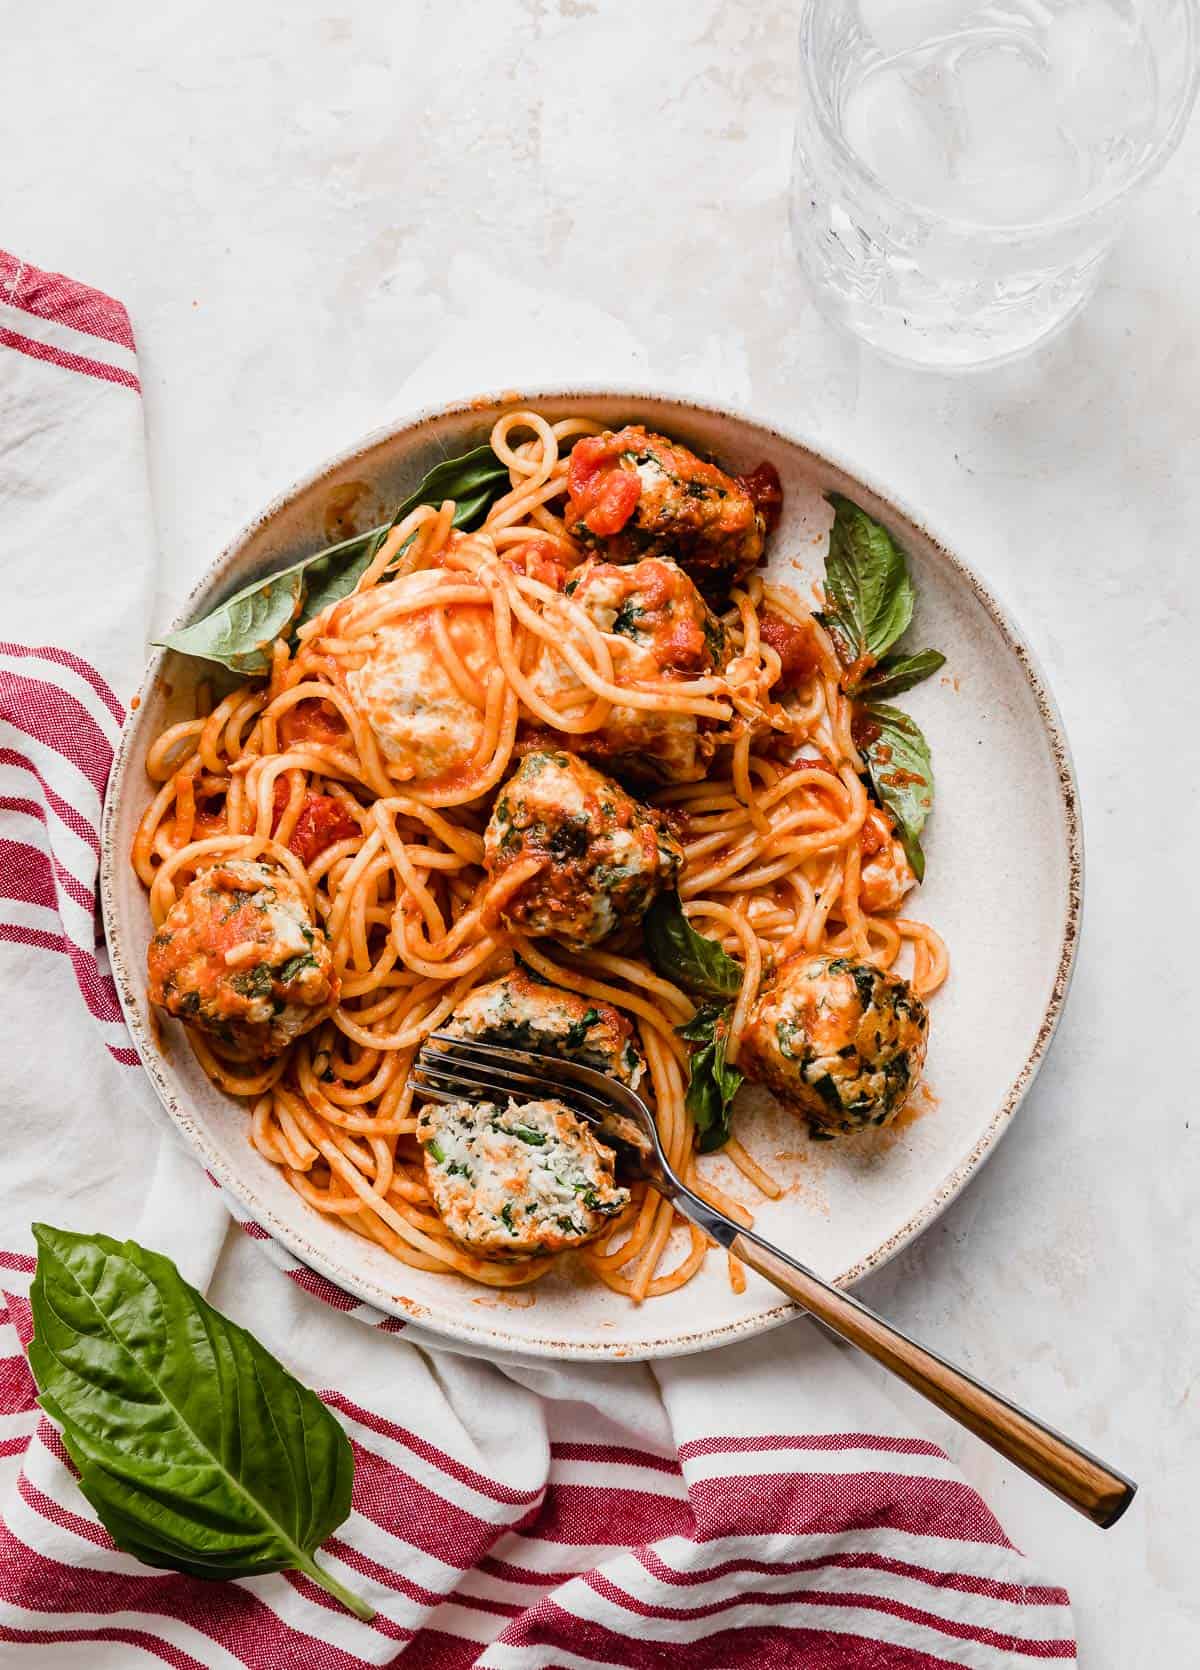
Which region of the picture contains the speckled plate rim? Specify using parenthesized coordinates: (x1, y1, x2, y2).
(100, 384, 1083, 1361)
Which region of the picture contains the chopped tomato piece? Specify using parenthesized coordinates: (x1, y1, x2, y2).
(738, 461, 784, 533)
(760, 610, 820, 689)
(279, 698, 348, 747)
(578, 469, 641, 538)
(566, 436, 641, 537)
(658, 617, 709, 670)
(566, 434, 618, 495)
(502, 538, 568, 591)
(272, 780, 360, 865)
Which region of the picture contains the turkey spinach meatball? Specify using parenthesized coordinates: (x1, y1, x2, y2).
(483, 751, 683, 948)
(416, 1097, 629, 1259)
(566, 555, 725, 670)
(147, 859, 338, 1059)
(565, 425, 767, 590)
(740, 954, 927, 1135)
(335, 565, 494, 785)
(444, 967, 645, 1088)
(528, 556, 725, 783)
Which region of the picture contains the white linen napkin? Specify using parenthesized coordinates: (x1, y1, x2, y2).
(0, 248, 1077, 1668)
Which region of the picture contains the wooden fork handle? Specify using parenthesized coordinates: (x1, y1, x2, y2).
(730, 1231, 1135, 1529)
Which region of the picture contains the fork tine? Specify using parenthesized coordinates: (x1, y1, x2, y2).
(404, 1080, 470, 1109)
(415, 1039, 654, 1155)
(411, 1057, 611, 1123)
(426, 1032, 646, 1116)
(416, 1048, 604, 1109)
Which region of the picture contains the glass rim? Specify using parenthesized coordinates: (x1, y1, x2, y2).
(798, 0, 1200, 238)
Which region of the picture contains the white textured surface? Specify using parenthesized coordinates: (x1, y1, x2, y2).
(4, 2, 1197, 1661)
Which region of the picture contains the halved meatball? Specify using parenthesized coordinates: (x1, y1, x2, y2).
(444, 967, 645, 1088)
(147, 859, 338, 1059)
(528, 556, 725, 783)
(740, 954, 927, 1135)
(483, 751, 683, 948)
(565, 426, 767, 589)
(416, 1096, 629, 1258)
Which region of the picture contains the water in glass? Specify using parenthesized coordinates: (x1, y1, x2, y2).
(792, 0, 1198, 367)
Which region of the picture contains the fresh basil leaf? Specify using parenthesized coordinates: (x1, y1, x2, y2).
(156, 553, 314, 676)
(297, 525, 400, 625)
(677, 1003, 743, 1153)
(157, 443, 511, 673)
(28, 1224, 372, 1621)
(393, 444, 511, 533)
(824, 495, 915, 667)
(850, 648, 945, 701)
(643, 892, 743, 1000)
(859, 702, 934, 883)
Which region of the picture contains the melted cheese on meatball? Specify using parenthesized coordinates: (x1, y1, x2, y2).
(342, 571, 493, 783)
(859, 806, 918, 915)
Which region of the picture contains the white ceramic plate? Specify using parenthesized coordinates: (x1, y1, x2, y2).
(100, 389, 1081, 1360)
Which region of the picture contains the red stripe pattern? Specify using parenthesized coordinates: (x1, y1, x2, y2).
(0, 325, 141, 394)
(0, 252, 135, 351)
(0, 252, 139, 392)
(0, 632, 414, 1317)
(0, 1288, 1078, 1669)
(0, 253, 1077, 1666)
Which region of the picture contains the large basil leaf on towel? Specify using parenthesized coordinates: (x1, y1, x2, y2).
(157, 442, 510, 673)
(27, 1224, 373, 1620)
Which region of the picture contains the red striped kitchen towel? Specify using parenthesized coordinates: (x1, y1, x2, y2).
(0, 249, 1077, 1667)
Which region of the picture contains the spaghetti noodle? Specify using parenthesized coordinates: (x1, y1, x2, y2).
(133, 409, 948, 1301)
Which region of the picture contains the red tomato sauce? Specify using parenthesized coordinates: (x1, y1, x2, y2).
(279, 698, 348, 747)
(737, 461, 784, 533)
(502, 538, 568, 591)
(859, 808, 888, 858)
(760, 610, 820, 689)
(272, 780, 360, 865)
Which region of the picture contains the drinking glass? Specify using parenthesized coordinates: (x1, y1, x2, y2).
(790, 0, 1200, 368)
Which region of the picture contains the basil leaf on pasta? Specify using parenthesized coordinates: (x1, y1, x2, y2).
(824, 495, 915, 667)
(859, 703, 935, 883)
(850, 647, 946, 701)
(157, 443, 511, 673)
(28, 1224, 372, 1621)
(643, 892, 743, 1000)
(394, 444, 511, 533)
(677, 1004, 743, 1153)
(298, 525, 403, 624)
(156, 549, 319, 676)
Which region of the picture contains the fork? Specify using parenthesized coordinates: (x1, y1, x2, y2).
(412, 1033, 1136, 1528)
